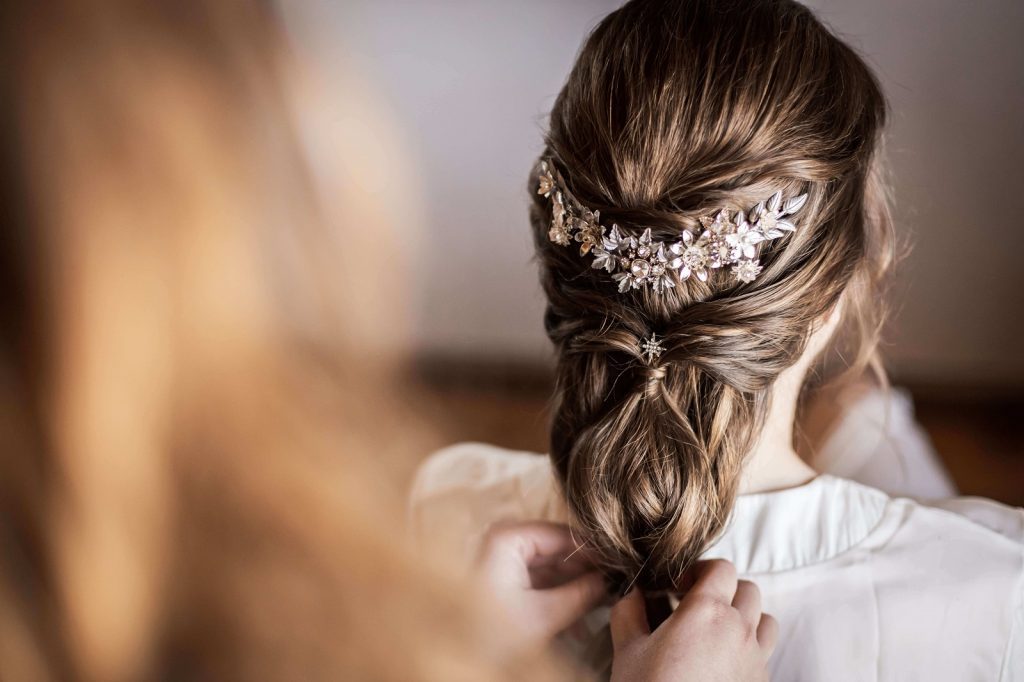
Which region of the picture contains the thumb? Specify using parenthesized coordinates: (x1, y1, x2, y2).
(537, 570, 607, 637)
(610, 589, 650, 652)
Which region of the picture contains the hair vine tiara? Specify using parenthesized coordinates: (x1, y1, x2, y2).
(537, 160, 808, 293)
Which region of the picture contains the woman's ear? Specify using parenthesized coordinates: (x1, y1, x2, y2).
(806, 298, 845, 361)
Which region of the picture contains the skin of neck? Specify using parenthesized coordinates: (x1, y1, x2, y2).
(739, 305, 842, 494)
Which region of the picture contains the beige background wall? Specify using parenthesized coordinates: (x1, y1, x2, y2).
(284, 0, 1024, 387)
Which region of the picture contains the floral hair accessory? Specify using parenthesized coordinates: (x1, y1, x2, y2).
(537, 160, 808, 293)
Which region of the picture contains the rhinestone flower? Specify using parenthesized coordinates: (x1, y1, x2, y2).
(700, 209, 735, 235)
(732, 259, 763, 283)
(611, 229, 675, 292)
(669, 230, 709, 282)
(705, 233, 740, 269)
(725, 217, 765, 260)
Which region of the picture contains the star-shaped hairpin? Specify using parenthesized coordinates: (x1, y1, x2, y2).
(640, 333, 665, 364)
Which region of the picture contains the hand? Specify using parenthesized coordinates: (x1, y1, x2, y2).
(610, 559, 777, 682)
(475, 521, 608, 652)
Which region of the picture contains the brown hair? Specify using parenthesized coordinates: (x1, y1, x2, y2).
(531, 0, 892, 591)
(0, 1, 559, 679)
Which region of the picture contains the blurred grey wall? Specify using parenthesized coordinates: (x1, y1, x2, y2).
(284, 0, 1024, 388)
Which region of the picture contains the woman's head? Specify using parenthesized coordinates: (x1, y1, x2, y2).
(531, 0, 891, 591)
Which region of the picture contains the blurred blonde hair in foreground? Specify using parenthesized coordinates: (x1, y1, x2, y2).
(0, 1, 557, 680)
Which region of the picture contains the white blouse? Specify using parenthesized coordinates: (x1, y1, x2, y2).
(410, 392, 1024, 681)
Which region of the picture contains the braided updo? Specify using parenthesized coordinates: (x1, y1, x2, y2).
(531, 0, 892, 591)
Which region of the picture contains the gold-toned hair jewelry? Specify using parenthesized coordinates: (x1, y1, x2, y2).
(537, 160, 808, 293)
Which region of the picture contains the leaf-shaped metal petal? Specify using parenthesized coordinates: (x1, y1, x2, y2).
(782, 193, 808, 215)
(639, 228, 652, 246)
(603, 224, 623, 251)
(696, 268, 709, 282)
(751, 201, 764, 220)
(682, 230, 694, 245)
(768, 191, 782, 212)
(777, 220, 797, 232)
(764, 228, 785, 239)
(679, 265, 691, 280)
(613, 272, 631, 293)
(592, 249, 614, 272)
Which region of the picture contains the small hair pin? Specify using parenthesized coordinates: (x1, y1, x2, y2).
(641, 333, 665, 364)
